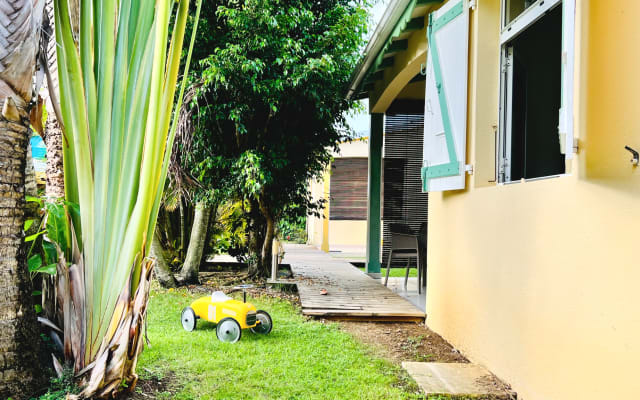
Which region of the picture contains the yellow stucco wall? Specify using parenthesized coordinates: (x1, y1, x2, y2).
(425, 1, 640, 400)
(306, 177, 325, 249)
(328, 220, 368, 246)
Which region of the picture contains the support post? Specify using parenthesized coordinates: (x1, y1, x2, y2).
(366, 113, 383, 276)
(321, 166, 330, 252)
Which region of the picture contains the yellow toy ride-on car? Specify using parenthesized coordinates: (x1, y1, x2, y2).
(180, 284, 272, 343)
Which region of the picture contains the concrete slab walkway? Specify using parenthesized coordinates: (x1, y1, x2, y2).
(402, 362, 516, 399)
(282, 244, 425, 322)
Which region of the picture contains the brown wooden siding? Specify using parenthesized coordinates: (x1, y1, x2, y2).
(329, 157, 368, 220)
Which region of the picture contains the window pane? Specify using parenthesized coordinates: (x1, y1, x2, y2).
(505, 6, 565, 180)
(504, 0, 536, 26)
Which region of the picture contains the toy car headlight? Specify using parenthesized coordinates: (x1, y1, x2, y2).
(246, 311, 257, 326)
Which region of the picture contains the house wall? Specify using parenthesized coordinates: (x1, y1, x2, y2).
(307, 141, 370, 250)
(329, 220, 368, 246)
(426, 1, 640, 400)
(306, 176, 326, 249)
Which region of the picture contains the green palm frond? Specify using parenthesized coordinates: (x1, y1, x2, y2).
(52, 0, 202, 396)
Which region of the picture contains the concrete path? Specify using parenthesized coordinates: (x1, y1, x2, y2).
(403, 362, 516, 399)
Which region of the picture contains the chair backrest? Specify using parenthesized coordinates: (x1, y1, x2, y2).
(418, 222, 428, 247)
(389, 223, 418, 251)
(389, 223, 413, 235)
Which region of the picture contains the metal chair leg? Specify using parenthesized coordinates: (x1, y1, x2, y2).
(404, 257, 410, 291)
(421, 253, 426, 292)
(384, 250, 393, 286)
(417, 252, 421, 295)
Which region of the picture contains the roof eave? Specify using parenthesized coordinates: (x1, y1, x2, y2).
(346, 0, 413, 100)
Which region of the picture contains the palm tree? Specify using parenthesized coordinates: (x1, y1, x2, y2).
(0, 0, 46, 398)
(49, 0, 202, 397)
(41, 0, 65, 200)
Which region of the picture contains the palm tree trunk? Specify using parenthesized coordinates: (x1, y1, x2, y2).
(44, 113, 64, 199)
(0, 0, 46, 397)
(0, 107, 45, 399)
(178, 202, 211, 284)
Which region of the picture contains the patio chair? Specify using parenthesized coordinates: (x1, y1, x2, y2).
(383, 223, 422, 294)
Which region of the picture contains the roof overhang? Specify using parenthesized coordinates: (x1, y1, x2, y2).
(347, 0, 442, 101)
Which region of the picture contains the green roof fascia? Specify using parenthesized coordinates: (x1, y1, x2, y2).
(358, 0, 442, 93)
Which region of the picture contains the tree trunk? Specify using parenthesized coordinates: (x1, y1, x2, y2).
(177, 202, 211, 284)
(151, 231, 177, 288)
(179, 198, 186, 259)
(256, 198, 275, 278)
(41, 0, 64, 201)
(44, 114, 64, 199)
(0, 111, 45, 399)
(247, 199, 265, 276)
(0, 1, 46, 397)
(24, 142, 40, 223)
(25, 142, 38, 199)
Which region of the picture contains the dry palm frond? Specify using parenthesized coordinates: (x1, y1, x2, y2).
(0, 0, 44, 108)
(166, 81, 204, 205)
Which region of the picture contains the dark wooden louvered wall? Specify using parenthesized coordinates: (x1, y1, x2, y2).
(382, 100, 429, 267)
(329, 157, 368, 220)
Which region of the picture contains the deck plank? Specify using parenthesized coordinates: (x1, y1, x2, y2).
(283, 244, 425, 322)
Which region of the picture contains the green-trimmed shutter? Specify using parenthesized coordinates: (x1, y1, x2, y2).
(422, 0, 469, 192)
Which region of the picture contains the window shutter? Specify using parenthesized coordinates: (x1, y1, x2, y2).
(559, 0, 576, 157)
(422, 0, 469, 192)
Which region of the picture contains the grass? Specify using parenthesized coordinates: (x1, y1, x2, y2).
(358, 267, 417, 278)
(137, 288, 421, 399)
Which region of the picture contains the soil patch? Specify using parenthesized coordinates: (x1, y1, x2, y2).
(124, 369, 178, 399)
(339, 322, 515, 398)
(339, 321, 468, 364)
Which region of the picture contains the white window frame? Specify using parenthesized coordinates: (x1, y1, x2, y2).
(500, 0, 561, 45)
(497, 0, 571, 184)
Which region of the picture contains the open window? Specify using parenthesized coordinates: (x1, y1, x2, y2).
(498, 0, 576, 183)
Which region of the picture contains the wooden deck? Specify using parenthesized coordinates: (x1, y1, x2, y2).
(283, 244, 425, 322)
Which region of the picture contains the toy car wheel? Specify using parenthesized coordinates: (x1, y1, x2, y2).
(216, 318, 242, 343)
(250, 310, 273, 335)
(181, 307, 197, 332)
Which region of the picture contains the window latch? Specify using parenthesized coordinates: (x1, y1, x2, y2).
(465, 164, 474, 175)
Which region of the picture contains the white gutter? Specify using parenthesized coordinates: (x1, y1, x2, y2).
(346, 0, 413, 100)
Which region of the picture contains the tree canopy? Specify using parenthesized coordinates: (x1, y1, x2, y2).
(176, 0, 371, 275)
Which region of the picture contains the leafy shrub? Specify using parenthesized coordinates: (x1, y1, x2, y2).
(278, 215, 307, 244)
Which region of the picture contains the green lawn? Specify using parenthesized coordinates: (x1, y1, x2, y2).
(137, 288, 420, 399)
(358, 267, 417, 278)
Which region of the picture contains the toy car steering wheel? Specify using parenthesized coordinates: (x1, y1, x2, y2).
(233, 284, 254, 303)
